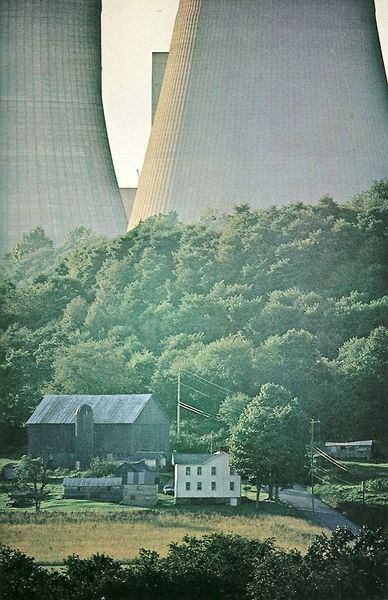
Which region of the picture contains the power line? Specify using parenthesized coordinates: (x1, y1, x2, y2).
(313, 445, 348, 472)
(180, 403, 211, 419)
(179, 400, 220, 421)
(181, 369, 234, 395)
(181, 382, 216, 400)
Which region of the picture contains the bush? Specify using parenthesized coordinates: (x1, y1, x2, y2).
(365, 478, 388, 493)
(0, 545, 62, 600)
(84, 457, 117, 478)
(0, 528, 386, 600)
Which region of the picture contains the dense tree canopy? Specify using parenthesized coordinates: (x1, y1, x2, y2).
(1, 184, 387, 453)
(1, 528, 387, 600)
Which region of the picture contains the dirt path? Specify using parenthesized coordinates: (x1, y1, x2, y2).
(279, 485, 360, 534)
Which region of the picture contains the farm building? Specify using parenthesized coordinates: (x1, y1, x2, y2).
(27, 394, 170, 468)
(115, 461, 159, 506)
(325, 440, 373, 461)
(114, 461, 158, 485)
(172, 451, 241, 506)
(63, 478, 123, 502)
(63, 461, 159, 506)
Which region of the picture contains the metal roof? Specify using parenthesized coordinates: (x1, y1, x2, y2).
(115, 461, 151, 472)
(325, 440, 373, 447)
(26, 395, 153, 425)
(63, 477, 122, 488)
(172, 453, 218, 465)
(134, 451, 166, 459)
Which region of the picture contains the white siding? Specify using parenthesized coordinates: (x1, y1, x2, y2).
(174, 452, 241, 499)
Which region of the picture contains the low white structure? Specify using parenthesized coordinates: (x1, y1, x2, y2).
(122, 484, 158, 506)
(172, 451, 241, 506)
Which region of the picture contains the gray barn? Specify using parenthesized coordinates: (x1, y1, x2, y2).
(27, 394, 170, 468)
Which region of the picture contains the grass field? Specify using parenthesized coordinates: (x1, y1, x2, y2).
(0, 505, 328, 563)
(0, 475, 328, 562)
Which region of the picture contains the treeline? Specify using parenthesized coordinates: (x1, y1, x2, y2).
(1, 528, 387, 600)
(1, 181, 388, 452)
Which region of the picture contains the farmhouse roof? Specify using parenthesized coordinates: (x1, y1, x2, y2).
(27, 394, 154, 425)
(325, 440, 373, 447)
(63, 477, 122, 487)
(172, 452, 228, 465)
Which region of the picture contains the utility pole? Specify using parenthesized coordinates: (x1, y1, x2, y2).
(310, 419, 320, 522)
(177, 370, 181, 438)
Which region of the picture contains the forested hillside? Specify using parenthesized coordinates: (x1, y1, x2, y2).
(1, 182, 387, 453)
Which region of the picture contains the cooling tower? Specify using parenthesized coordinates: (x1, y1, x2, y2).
(129, 0, 388, 228)
(0, 0, 127, 252)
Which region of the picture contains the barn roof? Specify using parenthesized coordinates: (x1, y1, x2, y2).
(26, 394, 154, 425)
(63, 477, 122, 487)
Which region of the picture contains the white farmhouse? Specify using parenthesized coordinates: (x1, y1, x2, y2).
(172, 451, 241, 506)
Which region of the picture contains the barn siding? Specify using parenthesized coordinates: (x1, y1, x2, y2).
(28, 423, 76, 467)
(94, 424, 133, 458)
(135, 398, 170, 452)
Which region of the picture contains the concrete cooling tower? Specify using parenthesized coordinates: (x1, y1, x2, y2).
(129, 0, 388, 229)
(0, 0, 127, 252)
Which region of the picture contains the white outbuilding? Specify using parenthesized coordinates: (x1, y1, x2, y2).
(172, 451, 241, 506)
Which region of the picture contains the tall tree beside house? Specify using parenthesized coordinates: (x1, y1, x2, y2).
(228, 384, 308, 505)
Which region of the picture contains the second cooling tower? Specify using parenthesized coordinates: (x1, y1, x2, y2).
(129, 0, 388, 228)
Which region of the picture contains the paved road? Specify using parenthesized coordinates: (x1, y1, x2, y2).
(279, 485, 360, 534)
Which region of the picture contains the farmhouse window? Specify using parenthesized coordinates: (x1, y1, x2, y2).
(186, 482, 191, 491)
(186, 466, 191, 476)
(230, 481, 235, 491)
(211, 466, 216, 476)
(197, 481, 202, 490)
(229, 467, 235, 476)
(211, 481, 216, 491)
(197, 466, 202, 476)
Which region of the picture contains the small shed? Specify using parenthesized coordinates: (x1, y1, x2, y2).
(114, 461, 158, 485)
(325, 440, 373, 461)
(63, 477, 122, 502)
(114, 461, 158, 506)
(122, 483, 158, 507)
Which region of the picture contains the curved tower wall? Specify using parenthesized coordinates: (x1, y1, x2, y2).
(0, 0, 127, 252)
(129, 0, 388, 228)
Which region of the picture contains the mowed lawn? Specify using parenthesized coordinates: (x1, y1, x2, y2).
(0, 505, 328, 563)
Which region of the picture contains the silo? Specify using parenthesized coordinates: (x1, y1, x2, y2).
(129, 0, 388, 228)
(75, 404, 94, 469)
(0, 0, 127, 252)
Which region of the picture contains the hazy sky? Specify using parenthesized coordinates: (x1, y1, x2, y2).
(102, 0, 388, 189)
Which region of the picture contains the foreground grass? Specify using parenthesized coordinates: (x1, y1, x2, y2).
(0, 505, 327, 563)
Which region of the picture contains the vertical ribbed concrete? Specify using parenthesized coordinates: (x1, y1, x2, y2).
(152, 52, 169, 124)
(0, 0, 127, 252)
(129, 0, 388, 228)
